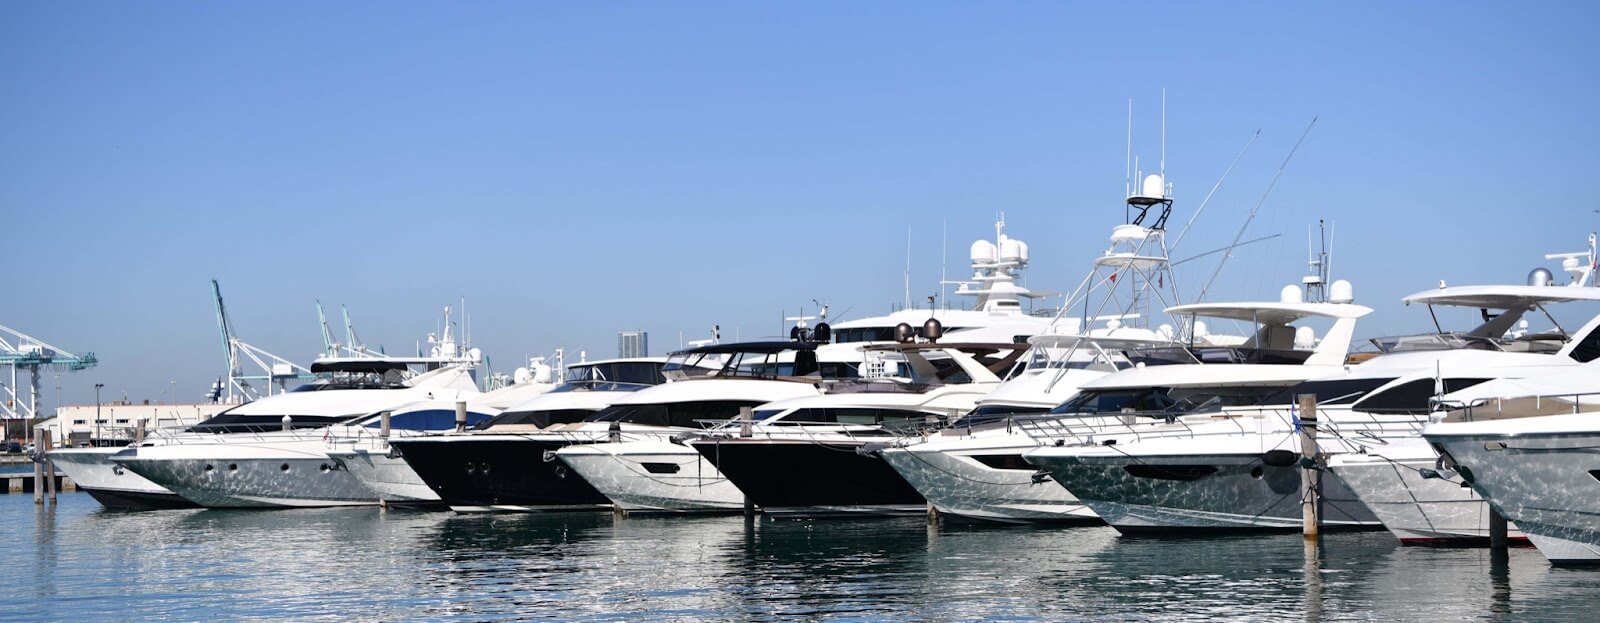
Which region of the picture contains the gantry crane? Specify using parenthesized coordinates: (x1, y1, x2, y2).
(0, 324, 97, 428)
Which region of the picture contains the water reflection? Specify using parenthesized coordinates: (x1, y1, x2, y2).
(2, 493, 1599, 622)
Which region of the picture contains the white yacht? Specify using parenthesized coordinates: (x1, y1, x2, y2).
(1027, 270, 1600, 535)
(1329, 261, 1600, 544)
(1020, 284, 1376, 533)
(50, 355, 476, 508)
(109, 359, 485, 508)
(1423, 364, 1600, 564)
(564, 342, 1023, 516)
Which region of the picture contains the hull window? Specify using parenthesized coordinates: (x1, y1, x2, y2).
(1123, 464, 1218, 481)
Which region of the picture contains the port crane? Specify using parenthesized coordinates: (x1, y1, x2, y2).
(210, 280, 318, 404)
(0, 324, 97, 426)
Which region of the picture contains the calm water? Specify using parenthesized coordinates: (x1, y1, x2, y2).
(1, 493, 1595, 622)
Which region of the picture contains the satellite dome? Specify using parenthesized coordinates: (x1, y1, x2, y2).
(970, 240, 997, 264)
(1142, 173, 1165, 198)
(1529, 267, 1556, 287)
(1329, 280, 1355, 304)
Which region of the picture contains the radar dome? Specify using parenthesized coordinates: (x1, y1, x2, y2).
(1142, 173, 1165, 198)
(1294, 326, 1316, 350)
(1529, 267, 1556, 287)
(1017, 240, 1030, 262)
(970, 240, 997, 264)
(531, 361, 553, 383)
(1157, 324, 1175, 340)
(513, 367, 532, 385)
(1329, 280, 1355, 304)
(999, 239, 1024, 263)
(468, 347, 483, 363)
(1194, 320, 1209, 337)
(1280, 284, 1303, 304)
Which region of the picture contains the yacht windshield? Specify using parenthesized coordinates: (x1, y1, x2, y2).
(948, 404, 1050, 429)
(586, 400, 766, 428)
(1048, 385, 1285, 418)
(474, 408, 597, 429)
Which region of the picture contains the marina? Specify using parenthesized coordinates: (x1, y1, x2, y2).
(6, 3, 1600, 621)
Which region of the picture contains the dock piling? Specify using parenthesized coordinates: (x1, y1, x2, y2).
(1299, 394, 1321, 540)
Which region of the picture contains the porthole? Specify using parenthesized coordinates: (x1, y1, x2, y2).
(204, 464, 214, 472)
(320, 464, 332, 473)
(1250, 466, 1265, 480)
(479, 463, 491, 474)
(465, 463, 477, 475)
(280, 463, 291, 472)
(228, 464, 238, 472)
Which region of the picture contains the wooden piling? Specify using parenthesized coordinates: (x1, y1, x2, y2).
(1299, 394, 1321, 540)
(454, 401, 468, 433)
(32, 426, 43, 505)
(379, 410, 392, 439)
(134, 418, 148, 444)
(41, 429, 56, 503)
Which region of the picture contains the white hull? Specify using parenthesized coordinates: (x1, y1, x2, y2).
(114, 435, 385, 508)
(1026, 451, 1379, 533)
(48, 446, 193, 507)
(327, 447, 440, 504)
(1329, 446, 1524, 544)
(556, 439, 745, 513)
(1427, 418, 1600, 564)
(880, 439, 1095, 523)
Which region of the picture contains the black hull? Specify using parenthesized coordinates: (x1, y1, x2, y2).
(692, 438, 925, 512)
(390, 437, 610, 511)
(84, 487, 200, 510)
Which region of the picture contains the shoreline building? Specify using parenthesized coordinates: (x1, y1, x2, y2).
(617, 331, 648, 359)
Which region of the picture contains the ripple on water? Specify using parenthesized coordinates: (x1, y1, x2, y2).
(1, 494, 1598, 622)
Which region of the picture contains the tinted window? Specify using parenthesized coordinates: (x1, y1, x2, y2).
(1261, 378, 1396, 406)
(1570, 326, 1600, 363)
(365, 409, 492, 431)
(1049, 389, 1174, 415)
(773, 408, 936, 425)
(1352, 378, 1493, 414)
(475, 409, 597, 429)
(949, 404, 1049, 429)
(588, 401, 765, 427)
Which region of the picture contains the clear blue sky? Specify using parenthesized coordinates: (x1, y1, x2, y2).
(4, 2, 1598, 408)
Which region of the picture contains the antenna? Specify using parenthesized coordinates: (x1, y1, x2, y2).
(1160, 88, 1167, 181)
(1327, 221, 1336, 285)
(1125, 98, 1133, 198)
(941, 218, 948, 310)
(904, 226, 913, 309)
(1197, 116, 1319, 302)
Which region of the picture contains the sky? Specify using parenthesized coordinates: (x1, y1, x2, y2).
(4, 2, 1599, 409)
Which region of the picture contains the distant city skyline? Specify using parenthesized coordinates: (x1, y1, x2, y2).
(4, 2, 1598, 412)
